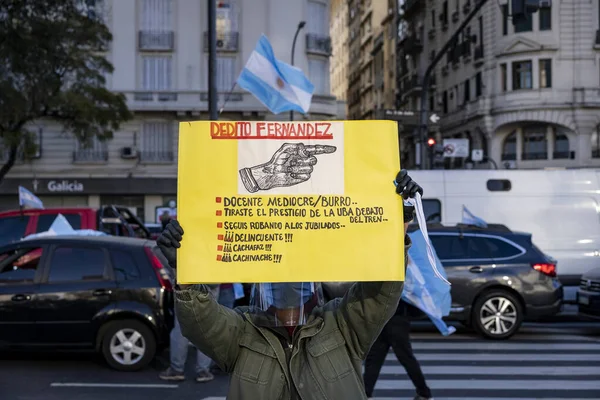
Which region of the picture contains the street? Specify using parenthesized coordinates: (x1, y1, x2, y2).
(1, 320, 599, 400)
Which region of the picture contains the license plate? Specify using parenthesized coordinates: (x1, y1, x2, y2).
(579, 294, 589, 305)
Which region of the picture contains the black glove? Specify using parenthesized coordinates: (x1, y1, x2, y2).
(395, 170, 423, 199)
(157, 220, 184, 268)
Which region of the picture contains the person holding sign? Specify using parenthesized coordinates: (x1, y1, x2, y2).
(157, 170, 422, 400)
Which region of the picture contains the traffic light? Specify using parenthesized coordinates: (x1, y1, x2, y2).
(427, 138, 436, 147)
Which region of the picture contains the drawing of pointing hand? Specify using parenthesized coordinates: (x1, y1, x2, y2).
(239, 142, 337, 193)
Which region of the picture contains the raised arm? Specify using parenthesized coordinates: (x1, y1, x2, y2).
(335, 170, 422, 360)
(157, 221, 244, 372)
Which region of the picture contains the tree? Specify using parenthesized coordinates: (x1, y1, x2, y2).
(0, 0, 132, 182)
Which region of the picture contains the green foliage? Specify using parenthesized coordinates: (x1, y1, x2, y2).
(0, 0, 133, 180)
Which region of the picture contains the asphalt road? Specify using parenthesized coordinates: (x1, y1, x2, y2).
(1, 320, 599, 400)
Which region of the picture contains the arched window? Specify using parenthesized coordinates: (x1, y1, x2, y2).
(553, 128, 570, 159)
(522, 125, 548, 160)
(501, 131, 517, 161)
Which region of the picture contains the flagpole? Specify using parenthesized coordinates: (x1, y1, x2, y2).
(219, 81, 238, 115)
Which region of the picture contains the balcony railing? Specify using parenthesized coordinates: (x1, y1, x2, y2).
(306, 34, 332, 56)
(134, 92, 178, 102)
(521, 151, 548, 160)
(463, 1, 471, 14)
(72, 149, 108, 163)
(139, 151, 174, 163)
(401, 35, 423, 55)
(401, 74, 422, 94)
(138, 31, 175, 51)
(203, 32, 239, 52)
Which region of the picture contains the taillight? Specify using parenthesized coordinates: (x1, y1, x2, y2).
(532, 263, 556, 277)
(144, 247, 173, 291)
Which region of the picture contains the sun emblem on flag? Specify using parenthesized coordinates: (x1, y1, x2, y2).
(276, 77, 285, 89)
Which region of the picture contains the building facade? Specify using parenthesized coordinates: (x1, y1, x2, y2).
(330, 0, 349, 109)
(372, 0, 398, 118)
(396, 0, 600, 170)
(0, 0, 337, 221)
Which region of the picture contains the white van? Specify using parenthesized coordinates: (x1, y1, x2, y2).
(409, 169, 600, 303)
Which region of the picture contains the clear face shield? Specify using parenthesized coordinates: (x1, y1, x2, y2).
(249, 282, 324, 327)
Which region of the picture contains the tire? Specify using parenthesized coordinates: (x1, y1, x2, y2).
(100, 319, 156, 371)
(472, 290, 523, 340)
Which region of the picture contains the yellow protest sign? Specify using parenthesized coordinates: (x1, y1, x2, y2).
(177, 120, 404, 283)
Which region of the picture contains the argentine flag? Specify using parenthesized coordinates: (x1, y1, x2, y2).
(237, 35, 314, 114)
(462, 206, 488, 228)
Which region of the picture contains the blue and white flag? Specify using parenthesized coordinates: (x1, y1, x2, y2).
(18, 186, 44, 209)
(462, 205, 488, 228)
(404, 193, 456, 336)
(237, 35, 314, 114)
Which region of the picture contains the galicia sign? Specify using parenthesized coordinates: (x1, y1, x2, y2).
(47, 180, 84, 192)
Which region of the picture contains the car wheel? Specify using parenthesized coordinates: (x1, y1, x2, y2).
(472, 290, 523, 340)
(100, 320, 156, 371)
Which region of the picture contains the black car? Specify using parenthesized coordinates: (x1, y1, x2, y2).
(577, 267, 600, 320)
(0, 235, 174, 371)
(322, 223, 563, 340)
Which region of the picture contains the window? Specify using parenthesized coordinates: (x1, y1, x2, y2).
(141, 0, 173, 31)
(463, 79, 471, 104)
(0, 217, 29, 244)
(73, 136, 108, 163)
(141, 56, 173, 90)
(442, 1, 449, 24)
(592, 125, 600, 158)
(487, 179, 512, 191)
(308, 59, 329, 94)
(539, 59, 552, 88)
(37, 214, 82, 233)
(442, 90, 448, 114)
(0, 247, 43, 284)
(430, 235, 468, 261)
(514, 11, 533, 33)
(140, 121, 174, 162)
(502, 5, 508, 35)
(539, 7, 551, 31)
(464, 237, 493, 260)
(512, 60, 532, 90)
(501, 131, 517, 161)
(307, 0, 328, 35)
(500, 63, 507, 92)
(216, 0, 238, 33)
(475, 72, 482, 97)
(111, 250, 141, 281)
(216, 57, 236, 92)
(482, 237, 522, 259)
(522, 125, 548, 160)
(48, 246, 106, 283)
(554, 128, 570, 159)
(431, 10, 436, 27)
(422, 199, 442, 223)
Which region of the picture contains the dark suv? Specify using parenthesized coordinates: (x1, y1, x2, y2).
(0, 236, 174, 371)
(323, 223, 563, 340)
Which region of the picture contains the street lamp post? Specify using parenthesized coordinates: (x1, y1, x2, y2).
(290, 21, 306, 121)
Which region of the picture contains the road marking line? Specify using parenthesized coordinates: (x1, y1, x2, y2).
(50, 383, 178, 389)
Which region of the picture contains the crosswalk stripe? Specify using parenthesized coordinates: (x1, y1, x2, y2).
(411, 342, 600, 350)
(379, 365, 600, 376)
(374, 379, 600, 390)
(385, 352, 600, 361)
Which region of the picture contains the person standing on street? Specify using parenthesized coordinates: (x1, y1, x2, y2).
(363, 299, 433, 400)
(156, 170, 423, 400)
(158, 284, 220, 383)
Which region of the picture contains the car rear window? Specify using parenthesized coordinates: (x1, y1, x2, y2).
(37, 213, 82, 232)
(483, 237, 523, 259)
(111, 250, 141, 281)
(0, 216, 29, 244)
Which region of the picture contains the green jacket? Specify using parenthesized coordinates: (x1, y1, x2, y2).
(174, 237, 410, 400)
